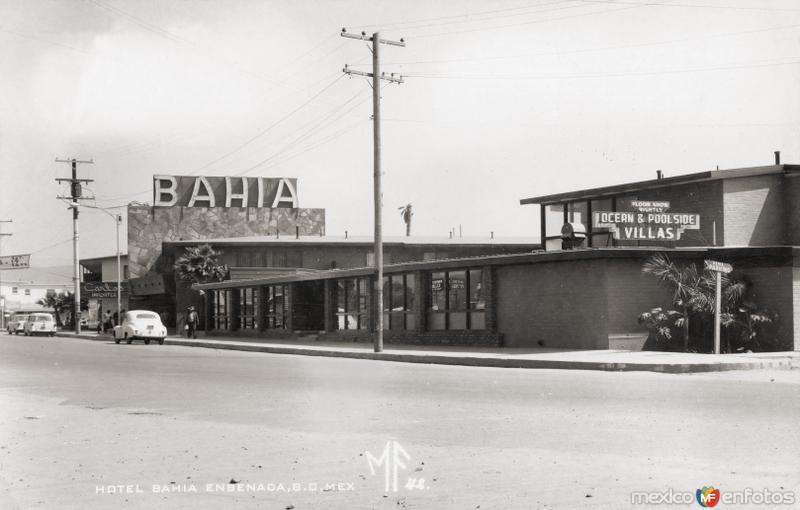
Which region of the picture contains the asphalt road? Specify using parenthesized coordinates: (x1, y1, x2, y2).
(0, 333, 798, 509)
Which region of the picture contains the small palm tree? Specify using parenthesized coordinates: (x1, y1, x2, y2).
(174, 244, 229, 284)
(642, 253, 707, 351)
(398, 204, 413, 237)
(37, 291, 72, 328)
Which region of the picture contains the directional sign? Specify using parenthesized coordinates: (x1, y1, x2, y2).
(0, 254, 30, 269)
(704, 259, 732, 274)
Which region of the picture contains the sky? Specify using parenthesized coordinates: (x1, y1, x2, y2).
(1, 0, 799, 274)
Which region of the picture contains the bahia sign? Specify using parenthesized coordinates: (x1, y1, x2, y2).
(593, 200, 700, 241)
(153, 175, 298, 208)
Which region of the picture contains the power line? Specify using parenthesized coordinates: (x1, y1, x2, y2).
(0, 27, 93, 55)
(236, 89, 371, 176)
(349, 0, 575, 30)
(404, 56, 800, 80)
(190, 74, 346, 175)
(379, 22, 800, 66)
(575, 0, 800, 12)
(412, 0, 664, 38)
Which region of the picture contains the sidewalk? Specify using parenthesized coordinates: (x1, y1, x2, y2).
(51, 330, 800, 373)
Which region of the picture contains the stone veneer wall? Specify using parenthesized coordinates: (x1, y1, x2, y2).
(128, 205, 325, 278)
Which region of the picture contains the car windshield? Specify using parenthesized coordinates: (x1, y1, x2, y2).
(136, 313, 158, 320)
(34, 315, 52, 322)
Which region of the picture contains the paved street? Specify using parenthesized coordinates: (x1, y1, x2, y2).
(0, 333, 798, 509)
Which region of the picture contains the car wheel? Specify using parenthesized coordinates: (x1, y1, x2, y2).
(50, 332, 55, 337)
(144, 338, 151, 345)
(125, 334, 132, 345)
(114, 335, 121, 344)
(158, 338, 164, 345)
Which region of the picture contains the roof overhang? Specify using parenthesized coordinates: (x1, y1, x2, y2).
(520, 164, 797, 206)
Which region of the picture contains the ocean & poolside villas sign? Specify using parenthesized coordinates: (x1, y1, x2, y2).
(592, 200, 700, 241)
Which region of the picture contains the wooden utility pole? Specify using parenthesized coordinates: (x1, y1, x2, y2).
(341, 28, 405, 353)
(56, 158, 94, 334)
(0, 220, 12, 330)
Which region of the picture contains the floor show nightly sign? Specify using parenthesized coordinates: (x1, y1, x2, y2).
(592, 200, 700, 241)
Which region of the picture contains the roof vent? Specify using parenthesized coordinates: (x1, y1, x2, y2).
(775, 151, 781, 165)
(656, 170, 663, 180)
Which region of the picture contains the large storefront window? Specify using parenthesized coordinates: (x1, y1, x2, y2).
(336, 277, 369, 330)
(382, 274, 417, 330)
(429, 269, 486, 331)
(264, 284, 287, 329)
(212, 289, 230, 330)
(238, 288, 258, 329)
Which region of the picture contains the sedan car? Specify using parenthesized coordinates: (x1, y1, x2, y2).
(23, 313, 57, 336)
(7, 313, 29, 335)
(113, 310, 167, 345)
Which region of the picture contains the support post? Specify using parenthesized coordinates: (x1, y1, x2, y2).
(714, 271, 721, 354)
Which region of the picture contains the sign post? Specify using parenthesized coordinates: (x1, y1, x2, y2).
(704, 259, 733, 354)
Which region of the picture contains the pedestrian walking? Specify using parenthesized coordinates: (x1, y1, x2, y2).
(186, 306, 198, 339)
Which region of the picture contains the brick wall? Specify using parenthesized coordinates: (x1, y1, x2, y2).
(603, 258, 674, 337)
(784, 175, 800, 245)
(495, 259, 609, 349)
(723, 174, 785, 246)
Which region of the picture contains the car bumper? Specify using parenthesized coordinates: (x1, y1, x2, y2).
(133, 331, 166, 338)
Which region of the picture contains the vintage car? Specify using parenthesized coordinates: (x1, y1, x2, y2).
(113, 310, 167, 345)
(23, 313, 57, 336)
(7, 313, 30, 335)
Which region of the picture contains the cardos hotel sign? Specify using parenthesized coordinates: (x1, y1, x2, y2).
(593, 200, 700, 241)
(153, 175, 298, 208)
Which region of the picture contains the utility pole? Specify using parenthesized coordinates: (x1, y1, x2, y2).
(56, 158, 94, 334)
(341, 28, 405, 353)
(0, 220, 12, 330)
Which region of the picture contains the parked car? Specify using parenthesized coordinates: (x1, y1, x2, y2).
(113, 310, 167, 345)
(7, 313, 30, 335)
(23, 313, 57, 337)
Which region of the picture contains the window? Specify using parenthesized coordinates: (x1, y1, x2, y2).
(238, 287, 258, 329)
(212, 289, 230, 330)
(429, 269, 486, 331)
(336, 277, 369, 330)
(123, 265, 129, 280)
(24, 288, 31, 296)
(544, 204, 566, 250)
(264, 284, 287, 329)
(382, 274, 417, 330)
(11, 287, 17, 294)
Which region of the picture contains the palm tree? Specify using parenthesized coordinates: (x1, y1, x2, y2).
(642, 253, 706, 351)
(174, 244, 229, 284)
(642, 253, 775, 352)
(398, 204, 413, 237)
(37, 291, 72, 328)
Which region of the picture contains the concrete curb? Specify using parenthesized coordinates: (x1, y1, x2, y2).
(52, 332, 796, 373)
